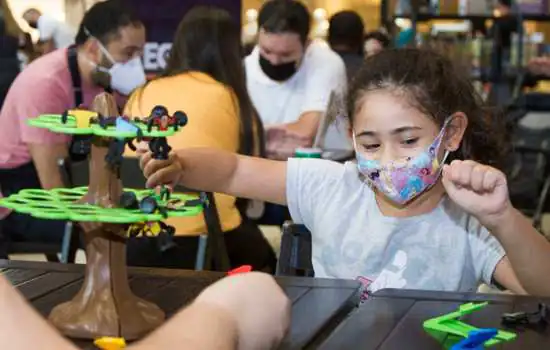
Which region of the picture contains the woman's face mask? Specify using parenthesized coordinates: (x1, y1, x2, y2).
(95, 42, 146, 96)
(354, 119, 451, 205)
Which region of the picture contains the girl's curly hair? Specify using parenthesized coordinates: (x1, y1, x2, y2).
(347, 48, 509, 170)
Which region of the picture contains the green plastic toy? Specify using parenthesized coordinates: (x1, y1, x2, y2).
(423, 302, 517, 349)
(29, 113, 177, 138)
(0, 99, 201, 341)
(0, 187, 202, 223)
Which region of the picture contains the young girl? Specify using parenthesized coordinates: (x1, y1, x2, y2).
(140, 48, 550, 297)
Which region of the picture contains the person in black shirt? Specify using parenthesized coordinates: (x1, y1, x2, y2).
(0, 16, 19, 109)
(328, 10, 365, 81)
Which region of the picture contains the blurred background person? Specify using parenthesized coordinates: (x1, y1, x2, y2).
(0, 1, 145, 257)
(0, 13, 20, 109)
(328, 10, 365, 80)
(22, 8, 75, 54)
(125, 6, 276, 272)
(17, 32, 38, 69)
(364, 30, 391, 57)
(245, 0, 346, 159)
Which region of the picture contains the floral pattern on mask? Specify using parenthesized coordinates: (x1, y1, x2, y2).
(355, 120, 451, 205)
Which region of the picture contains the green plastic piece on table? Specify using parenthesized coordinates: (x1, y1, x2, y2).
(423, 302, 516, 349)
(0, 186, 202, 224)
(28, 114, 176, 138)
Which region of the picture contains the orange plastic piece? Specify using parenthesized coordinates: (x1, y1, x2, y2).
(94, 337, 127, 350)
(227, 265, 252, 276)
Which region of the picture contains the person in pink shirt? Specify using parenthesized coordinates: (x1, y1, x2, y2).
(0, 1, 146, 257)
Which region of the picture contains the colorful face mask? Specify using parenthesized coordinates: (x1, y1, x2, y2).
(354, 120, 451, 205)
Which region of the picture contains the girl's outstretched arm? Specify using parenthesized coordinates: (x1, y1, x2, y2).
(141, 148, 288, 205)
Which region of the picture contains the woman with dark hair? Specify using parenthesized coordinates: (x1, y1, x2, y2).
(0, 12, 20, 108)
(124, 6, 276, 271)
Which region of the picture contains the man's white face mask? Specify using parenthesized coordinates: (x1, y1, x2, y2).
(95, 43, 146, 96)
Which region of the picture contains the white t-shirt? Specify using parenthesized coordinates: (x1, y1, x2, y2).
(286, 158, 506, 295)
(37, 15, 75, 49)
(245, 41, 351, 149)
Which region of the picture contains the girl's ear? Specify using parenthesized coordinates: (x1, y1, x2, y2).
(445, 112, 468, 152)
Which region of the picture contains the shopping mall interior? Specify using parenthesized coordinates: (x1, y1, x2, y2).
(1, 1, 550, 349)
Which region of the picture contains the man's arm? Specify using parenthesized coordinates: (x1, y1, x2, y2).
(281, 48, 347, 142)
(131, 302, 238, 350)
(282, 111, 322, 141)
(0, 275, 78, 350)
(0, 272, 289, 350)
(491, 208, 550, 296)
(27, 143, 68, 189)
(16, 75, 71, 188)
(132, 272, 290, 350)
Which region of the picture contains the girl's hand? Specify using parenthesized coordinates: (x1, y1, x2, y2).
(135, 141, 149, 157)
(442, 160, 513, 230)
(140, 151, 183, 188)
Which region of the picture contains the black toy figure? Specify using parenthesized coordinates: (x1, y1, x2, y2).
(502, 303, 548, 332)
(149, 137, 172, 160)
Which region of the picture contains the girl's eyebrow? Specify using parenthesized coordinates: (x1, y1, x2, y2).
(356, 126, 422, 137)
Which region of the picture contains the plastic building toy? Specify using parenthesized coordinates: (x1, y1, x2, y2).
(120, 187, 178, 219)
(94, 337, 127, 350)
(227, 265, 253, 276)
(423, 302, 516, 349)
(105, 118, 145, 166)
(62, 109, 98, 128)
(127, 221, 177, 252)
(145, 105, 188, 132)
(0, 93, 202, 341)
(502, 303, 548, 332)
(149, 137, 172, 160)
(450, 329, 498, 350)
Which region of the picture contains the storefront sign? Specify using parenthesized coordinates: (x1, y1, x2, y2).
(130, 0, 241, 73)
(518, 0, 549, 14)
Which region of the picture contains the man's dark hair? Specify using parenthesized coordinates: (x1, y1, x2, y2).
(498, 0, 512, 8)
(75, 0, 142, 46)
(258, 0, 310, 43)
(328, 11, 365, 52)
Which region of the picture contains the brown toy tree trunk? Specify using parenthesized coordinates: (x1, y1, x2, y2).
(48, 93, 165, 340)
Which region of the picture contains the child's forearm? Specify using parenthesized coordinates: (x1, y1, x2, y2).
(0, 276, 78, 350)
(490, 208, 550, 296)
(176, 148, 288, 205)
(176, 148, 240, 194)
(130, 301, 238, 350)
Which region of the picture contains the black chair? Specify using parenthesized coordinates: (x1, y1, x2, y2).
(59, 156, 230, 271)
(6, 222, 78, 263)
(506, 94, 550, 234)
(1, 161, 79, 263)
(276, 221, 314, 277)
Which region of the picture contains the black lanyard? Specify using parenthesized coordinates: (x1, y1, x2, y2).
(66, 45, 113, 106)
(67, 45, 83, 106)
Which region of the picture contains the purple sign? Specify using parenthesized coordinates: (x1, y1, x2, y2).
(129, 0, 241, 72)
(518, 0, 548, 14)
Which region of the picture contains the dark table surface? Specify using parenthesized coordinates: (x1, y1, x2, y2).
(320, 288, 550, 350)
(0, 260, 360, 350)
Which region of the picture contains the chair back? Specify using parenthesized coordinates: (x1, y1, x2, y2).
(276, 221, 314, 277)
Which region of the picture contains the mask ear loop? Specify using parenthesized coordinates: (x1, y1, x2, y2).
(83, 27, 117, 67)
(436, 116, 454, 168)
